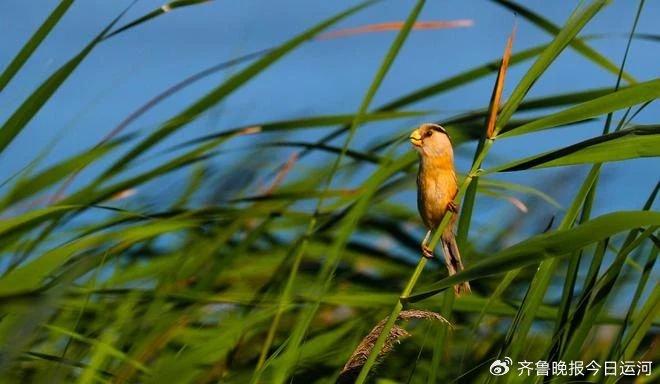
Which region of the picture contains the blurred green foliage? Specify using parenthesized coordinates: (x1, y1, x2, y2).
(0, 1, 658, 383)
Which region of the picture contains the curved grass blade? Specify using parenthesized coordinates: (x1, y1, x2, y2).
(356, 89, 607, 155)
(23, 351, 114, 378)
(560, 226, 657, 362)
(431, 26, 516, 383)
(0, 0, 74, 92)
(491, 0, 635, 84)
(103, 0, 212, 40)
(0, 205, 78, 243)
(0, 219, 197, 296)
(497, 78, 660, 138)
(478, 178, 562, 209)
(488, 126, 660, 172)
(50, 49, 270, 202)
(172, 110, 428, 150)
(548, 186, 596, 360)
(405, 211, 660, 303)
(503, 3, 648, 365)
(296, 43, 548, 159)
(618, 284, 660, 362)
(44, 324, 150, 374)
(231, 189, 359, 204)
(262, 141, 382, 164)
(63, 135, 231, 206)
(378, 42, 543, 112)
(608, 236, 658, 361)
(271, 3, 427, 382)
(317, 19, 473, 40)
(99, 0, 377, 179)
(494, 0, 611, 136)
(0, 3, 135, 155)
(0, 137, 129, 210)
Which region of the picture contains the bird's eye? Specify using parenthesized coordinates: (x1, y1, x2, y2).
(425, 130, 433, 138)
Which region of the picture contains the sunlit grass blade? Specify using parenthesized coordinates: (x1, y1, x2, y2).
(497, 78, 660, 138)
(405, 211, 660, 302)
(548, 187, 595, 360)
(508, 3, 649, 369)
(317, 19, 473, 40)
(486, 24, 514, 139)
(491, 0, 635, 84)
(560, 226, 657, 362)
(429, 24, 516, 384)
(494, 0, 610, 135)
(487, 126, 660, 172)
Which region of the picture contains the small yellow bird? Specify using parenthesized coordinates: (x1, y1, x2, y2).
(410, 123, 470, 296)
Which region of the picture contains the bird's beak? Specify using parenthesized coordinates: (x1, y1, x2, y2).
(409, 130, 422, 147)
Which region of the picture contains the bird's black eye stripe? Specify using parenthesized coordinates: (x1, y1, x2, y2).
(430, 125, 447, 134)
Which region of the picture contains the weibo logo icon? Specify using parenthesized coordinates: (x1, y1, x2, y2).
(489, 357, 513, 376)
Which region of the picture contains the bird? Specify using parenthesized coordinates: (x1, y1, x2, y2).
(410, 123, 471, 296)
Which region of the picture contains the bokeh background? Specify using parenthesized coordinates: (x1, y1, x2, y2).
(2, 0, 658, 219)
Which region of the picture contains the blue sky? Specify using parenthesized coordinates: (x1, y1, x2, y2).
(0, 0, 658, 228)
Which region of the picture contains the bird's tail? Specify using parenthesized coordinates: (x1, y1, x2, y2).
(441, 232, 471, 296)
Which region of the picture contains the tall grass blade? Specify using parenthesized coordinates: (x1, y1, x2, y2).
(0, 0, 74, 92)
(99, 0, 376, 179)
(272, 3, 427, 382)
(494, 0, 610, 136)
(103, 0, 212, 40)
(488, 126, 660, 172)
(406, 211, 660, 302)
(0, 4, 132, 154)
(491, 0, 634, 83)
(498, 78, 660, 138)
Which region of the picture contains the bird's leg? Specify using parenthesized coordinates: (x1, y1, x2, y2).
(421, 230, 434, 259)
(447, 200, 459, 213)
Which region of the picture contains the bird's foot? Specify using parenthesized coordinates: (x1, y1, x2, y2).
(447, 201, 459, 213)
(422, 244, 434, 259)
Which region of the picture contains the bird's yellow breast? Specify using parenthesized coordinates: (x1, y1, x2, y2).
(417, 157, 457, 229)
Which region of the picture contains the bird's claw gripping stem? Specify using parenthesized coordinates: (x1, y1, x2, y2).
(422, 244, 434, 259)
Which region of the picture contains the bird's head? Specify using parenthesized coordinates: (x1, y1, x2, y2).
(410, 123, 453, 158)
